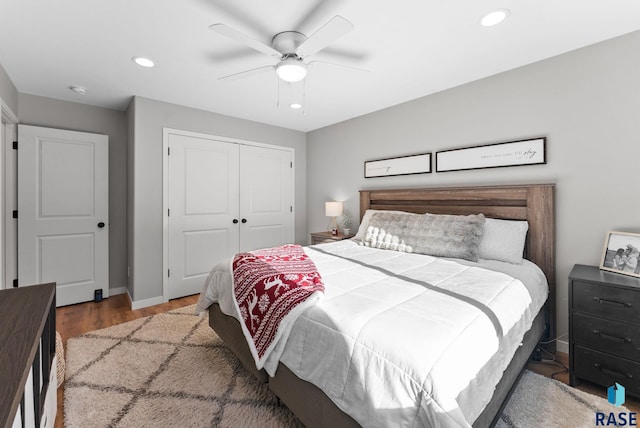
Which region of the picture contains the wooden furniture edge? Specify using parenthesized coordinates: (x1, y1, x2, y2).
(0, 283, 56, 428)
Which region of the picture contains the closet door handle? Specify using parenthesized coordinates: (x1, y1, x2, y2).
(97, 222, 105, 228)
(241, 218, 247, 223)
(232, 219, 239, 224)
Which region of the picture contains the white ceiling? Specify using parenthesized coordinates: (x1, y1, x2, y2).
(1, 0, 640, 132)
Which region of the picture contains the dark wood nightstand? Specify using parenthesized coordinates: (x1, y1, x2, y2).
(310, 231, 355, 245)
(569, 264, 640, 398)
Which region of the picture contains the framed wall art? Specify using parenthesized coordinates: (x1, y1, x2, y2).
(364, 153, 431, 178)
(435, 137, 546, 173)
(599, 231, 640, 278)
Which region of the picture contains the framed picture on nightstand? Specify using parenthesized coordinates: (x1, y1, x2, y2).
(599, 231, 640, 278)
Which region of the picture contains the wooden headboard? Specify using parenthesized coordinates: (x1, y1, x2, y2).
(359, 184, 556, 346)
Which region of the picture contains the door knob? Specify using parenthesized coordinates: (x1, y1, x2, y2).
(98, 222, 105, 228)
(241, 218, 247, 223)
(232, 219, 239, 224)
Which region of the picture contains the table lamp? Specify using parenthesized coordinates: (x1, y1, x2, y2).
(325, 201, 343, 235)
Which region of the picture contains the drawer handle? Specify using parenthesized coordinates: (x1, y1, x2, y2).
(592, 297, 633, 308)
(593, 363, 633, 380)
(592, 330, 632, 344)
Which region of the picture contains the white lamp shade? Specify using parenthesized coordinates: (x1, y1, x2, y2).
(325, 201, 343, 217)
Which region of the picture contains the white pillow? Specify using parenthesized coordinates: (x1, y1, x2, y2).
(354, 209, 411, 241)
(478, 218, 529, 264)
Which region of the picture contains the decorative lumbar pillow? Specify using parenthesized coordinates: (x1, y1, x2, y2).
(354, 209, 410, 241)
(478, 218, 529, 264)
(362, 211, 417, 252)
(406, 213, 486, 261)
(363, 212, 486, 262)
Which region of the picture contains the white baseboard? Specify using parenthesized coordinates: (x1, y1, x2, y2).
(557, 339, 569, 354)
(109, 287, 128, 296)
(129, 292, 166, 310)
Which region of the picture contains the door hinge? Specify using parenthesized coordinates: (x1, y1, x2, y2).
(290, 206, 293, 212)
(167, 269, 170, 277)
(12, 141, 17, 150)
(12, 210, 17, 219)
(168, 147, 170, 156)
(13, 279, 18, 288)
(290, 161, 292, 168)
(167, 209, 170, 216)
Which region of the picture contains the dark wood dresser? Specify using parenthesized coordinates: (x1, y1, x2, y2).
(569, 264, 640, 398)
(0, 283, 57, 428)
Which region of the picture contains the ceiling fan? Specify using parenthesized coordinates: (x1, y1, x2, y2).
(210, 15, 361, 83)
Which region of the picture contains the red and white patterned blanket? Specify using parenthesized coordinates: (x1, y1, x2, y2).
(232, 244, 324, 365)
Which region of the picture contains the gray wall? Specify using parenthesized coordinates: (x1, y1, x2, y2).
(128, 96, 306, 302)
(0, 64, 18, 114)
(18, 94, 128, 293)
(306, 31, 640, 350)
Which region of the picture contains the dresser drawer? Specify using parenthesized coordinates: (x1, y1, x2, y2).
(572, 313, 640, 361)
(573, 346, 640, 398)
(572, 280, 640, 323)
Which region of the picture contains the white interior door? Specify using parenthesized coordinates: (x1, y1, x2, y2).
(18, 125, 109, 306)
(167, 133, 240, 299)
(239, 145, 293, 251)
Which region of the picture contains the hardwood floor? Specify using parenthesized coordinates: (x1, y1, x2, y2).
(54, 294, 638, 427)
(54, 293, 199, 428)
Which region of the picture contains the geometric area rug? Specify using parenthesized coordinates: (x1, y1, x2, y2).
(495, 371, 629, 428)
(65, 305, 628, 428)
(64, 305, 303, 427)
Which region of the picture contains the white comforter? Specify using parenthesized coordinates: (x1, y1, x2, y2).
(197, 240, 548, 428)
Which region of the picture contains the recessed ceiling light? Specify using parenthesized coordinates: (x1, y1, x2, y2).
(132, 56, 155, 68)
(69, 85, 87, 95)
(290, 103, 303, 109)
(481, 9, 510, 27)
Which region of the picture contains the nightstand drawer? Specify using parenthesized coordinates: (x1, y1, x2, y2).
(573, 280, 640, 323)
(572, 313, 640, 361)
(573, 346, 640, 398)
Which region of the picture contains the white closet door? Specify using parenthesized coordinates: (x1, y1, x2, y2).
(18, 125, 109, 306)
(239, 145, 293, 251)
(167, 133, 240, 299)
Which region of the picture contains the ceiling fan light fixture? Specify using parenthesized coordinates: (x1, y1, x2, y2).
(276, 58, 308, 82)
(481, 9, 510, 27)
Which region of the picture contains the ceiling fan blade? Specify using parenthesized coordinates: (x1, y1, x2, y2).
(218, 65, 275, 81)
(308, 60, 369, 73)
(293, 0, 342, 32)
(295, 16, 354, 58)
(210, 24, 282, 58)
(317, 47, 369, 62)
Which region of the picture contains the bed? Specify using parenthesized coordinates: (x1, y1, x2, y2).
(199, 184, 555, 427)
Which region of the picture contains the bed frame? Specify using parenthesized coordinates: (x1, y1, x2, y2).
(208, 183, 555, 427)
